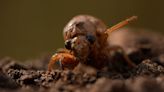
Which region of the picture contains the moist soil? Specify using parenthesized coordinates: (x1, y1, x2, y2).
(0, 29, 164, 92)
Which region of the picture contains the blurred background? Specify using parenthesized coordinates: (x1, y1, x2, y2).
(0, 0, 163, 60)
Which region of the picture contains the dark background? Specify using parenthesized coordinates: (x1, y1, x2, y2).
(0, 0, 163, 60)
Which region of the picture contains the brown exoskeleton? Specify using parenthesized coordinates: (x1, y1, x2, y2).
(48, 15, 137, 71)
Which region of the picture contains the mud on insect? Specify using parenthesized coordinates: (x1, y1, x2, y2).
(48, 15, 137, 71)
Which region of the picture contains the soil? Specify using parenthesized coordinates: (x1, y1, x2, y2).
(0, 29, 164, 92)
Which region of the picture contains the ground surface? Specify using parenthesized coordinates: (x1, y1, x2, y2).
(0, 29, 164, 92)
